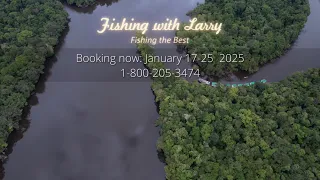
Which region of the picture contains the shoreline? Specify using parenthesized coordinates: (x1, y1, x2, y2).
(180, 33, 308, 82)
(176, 0, 310, 80)
(0, 3, 71, 161)
(0, 0, 315, 171)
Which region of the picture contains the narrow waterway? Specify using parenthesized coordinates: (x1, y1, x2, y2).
(1, 0, 320, 179)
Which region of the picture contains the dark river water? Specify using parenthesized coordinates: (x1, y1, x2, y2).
(1, 0, 320, 179)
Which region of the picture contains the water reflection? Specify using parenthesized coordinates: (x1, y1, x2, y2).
(1, 0, 319, 180)
(37, 26, 70, 94)
(0, 107, 31, 179)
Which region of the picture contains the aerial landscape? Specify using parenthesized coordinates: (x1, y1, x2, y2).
(0, 0, 319, 179)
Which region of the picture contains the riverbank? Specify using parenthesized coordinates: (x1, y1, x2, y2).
(65, 0, 119, 8)
(1, 0, 319, 179)
(64, 0, 96, 7)
(136, 35, 320, 179)
(0, 0, 111, 161)
(2, 1, 169, 179)
(0, 0, 69, 157)
(176, 0, 310, 78)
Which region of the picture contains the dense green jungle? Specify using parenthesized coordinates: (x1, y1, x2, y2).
(1, 0, 319, 179)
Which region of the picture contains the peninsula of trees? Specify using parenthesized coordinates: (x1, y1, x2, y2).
(177, 0, 310, 77)
(136, 34, 320, 179)
(1, 0, 319, 180)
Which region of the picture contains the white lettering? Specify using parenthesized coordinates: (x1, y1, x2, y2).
(77, 54, 83, 62)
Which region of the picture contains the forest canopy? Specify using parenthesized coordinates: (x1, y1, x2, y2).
(1, 0, 319, 179)
(135, 33, 320, 179)
(0, 0, 114, 156)
(64, 0, 119, 7)
(0, 0, 72, 153)
(65, 0, 96, 6)
(176, 0, 310, 77)
(154, 68, 320, 180)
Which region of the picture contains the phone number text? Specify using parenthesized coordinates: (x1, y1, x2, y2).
(121, 68, 200, 78)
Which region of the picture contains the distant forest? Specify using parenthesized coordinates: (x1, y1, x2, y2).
(65, 0, 96, 6)
(65, 0, 117, 7)
(177, 0, 310, 77)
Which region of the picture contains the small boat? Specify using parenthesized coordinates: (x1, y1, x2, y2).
(198, 78, 267, 87)
(260, 79, 267, 83)
(198, 78, 210, 85)
(211, 82, 218, 87)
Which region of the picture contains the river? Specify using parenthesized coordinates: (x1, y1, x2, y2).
(1, 0, 320, 179)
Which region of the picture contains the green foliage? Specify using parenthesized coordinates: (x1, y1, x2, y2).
(1, 2, 319, 180)
(177, 0, 310, 77)
(0, 0, 69, 152)
(65, 0, 96, 6)
(136, 38, 320, 179)
(155, 69, 320, 180)
(64, 0, 119, 7)
(0, 0, 116, 155)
